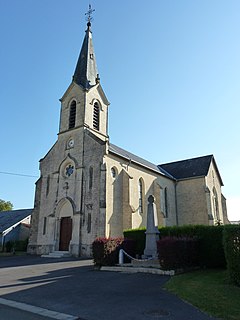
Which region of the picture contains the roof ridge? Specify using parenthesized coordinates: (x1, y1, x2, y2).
(109, 143, 175, 180)
(160, 154, 213, 166)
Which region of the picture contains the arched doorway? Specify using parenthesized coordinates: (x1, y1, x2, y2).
(59, 217, 72, 251)
(56, 198, 74, 251)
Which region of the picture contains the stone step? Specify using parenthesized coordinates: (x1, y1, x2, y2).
(41, 251, 71, 258)
(131, 258, 160, 268)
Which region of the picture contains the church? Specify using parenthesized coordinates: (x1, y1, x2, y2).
(28, 13, 229, 257)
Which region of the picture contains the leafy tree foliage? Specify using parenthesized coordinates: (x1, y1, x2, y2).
(0, 199, 13, 212)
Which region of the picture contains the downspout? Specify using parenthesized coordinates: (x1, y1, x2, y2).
(126, 158, 132, 171)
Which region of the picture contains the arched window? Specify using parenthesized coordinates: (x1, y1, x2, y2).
(111, 167, 117, 178)
(89, 167, 93, 190)
(69, 101, 76, 129)
(87, 213, 91, 233)
(46, 175, 50, 196)
(43, 217, 47, 235)
(160, 187, 168, 218)
(213, 188, 220, 221)
(138, 179, 144, 213)
(164, 187, 168, 218)
(93, 102, 100, 130)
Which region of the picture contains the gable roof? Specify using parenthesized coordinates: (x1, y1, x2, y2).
(159, 155, 223, 186)
(0, 209, 33, 233)
(109, 143, 175, 179)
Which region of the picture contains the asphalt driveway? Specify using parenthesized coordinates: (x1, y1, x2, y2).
(0, 255, 217, 320)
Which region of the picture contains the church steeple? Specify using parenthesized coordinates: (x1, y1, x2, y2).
(59, 5, 109, 138)
(73, 7, 99, 89)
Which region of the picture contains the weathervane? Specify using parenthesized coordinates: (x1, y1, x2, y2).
(85, 4, 95, 24)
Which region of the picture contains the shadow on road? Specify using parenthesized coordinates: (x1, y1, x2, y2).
(0, 255, 215, 320)
(0, 254, 88, 268)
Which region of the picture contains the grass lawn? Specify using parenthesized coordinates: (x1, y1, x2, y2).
(164, 269, 240, 320)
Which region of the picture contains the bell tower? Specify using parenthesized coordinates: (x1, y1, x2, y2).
(28, 6, 110, 257)
(58, 6, 109, 141)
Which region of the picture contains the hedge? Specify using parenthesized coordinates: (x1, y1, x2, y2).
(223, 225, 240, 286)
(124, 227, 146, 256)
(124, 225, 226, 268)
(5, 239, 29, 252)
(92, 237, 135, 266)
(157, 236, 200, 270)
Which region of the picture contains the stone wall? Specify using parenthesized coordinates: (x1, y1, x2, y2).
(175, 159, 229, 225)
(205, 160, 229, 224)
(105, 152, 177, 237)
(27, 178, 42, 254)
(176, 177, 209, 225)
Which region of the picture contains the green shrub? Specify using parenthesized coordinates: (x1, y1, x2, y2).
(5, 241, 14, 252)
(92, 237, 135, 266)
(223, 225, 240, 286)
(159, 225, 226, 268)
(5, 239, 28, 253)
(124, 225, 226, 268)
(14, 239, 29, 251)
(124, 227, 146, 256)
(157, 236, 200, 270)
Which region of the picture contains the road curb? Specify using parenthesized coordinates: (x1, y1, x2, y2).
(101, 266, 175, 275)
(0, 298, 78, 320)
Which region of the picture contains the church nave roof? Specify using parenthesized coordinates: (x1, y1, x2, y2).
(109, 143, 175, 180)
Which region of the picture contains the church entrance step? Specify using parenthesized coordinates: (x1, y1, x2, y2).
(41, 251, 71, 258)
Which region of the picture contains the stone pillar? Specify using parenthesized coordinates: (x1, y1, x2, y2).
(143, 195, 160, 258)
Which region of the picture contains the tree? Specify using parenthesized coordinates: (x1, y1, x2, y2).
(0, 199, 13, 212)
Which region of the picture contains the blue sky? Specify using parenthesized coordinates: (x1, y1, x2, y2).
(0, 0, 239, 221)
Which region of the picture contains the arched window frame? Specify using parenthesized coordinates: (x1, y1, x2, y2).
(160, 186, 168, 218)
(89, 166, 93, 190)
(164, 187, 168, 218)
(59, 155, 76, 179)
(111, 167, 118, 179)
(43, 217, 47, 235)
(138, 178, 144, 213)
(212, 187, 220, 221)
(87, 213, 91, 233)
(46, 175, 50, 197)
(69, 100, 76, 129)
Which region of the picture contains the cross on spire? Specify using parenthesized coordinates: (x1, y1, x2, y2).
(85, 4, 95, 25)
(73, 3, 99, 89)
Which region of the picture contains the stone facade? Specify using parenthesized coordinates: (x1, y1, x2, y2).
(28, 21, 229, 258)
(105, 153, 177, 238)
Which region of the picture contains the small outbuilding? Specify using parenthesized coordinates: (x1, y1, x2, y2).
(0, 209, 32, 248)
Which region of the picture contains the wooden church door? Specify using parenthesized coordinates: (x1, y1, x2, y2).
(59, 217, 72, 251)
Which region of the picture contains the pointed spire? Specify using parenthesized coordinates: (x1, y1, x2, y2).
(73, 6, 99, 89)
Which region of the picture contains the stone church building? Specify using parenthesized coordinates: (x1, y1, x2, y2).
(28, 20, 229, 257)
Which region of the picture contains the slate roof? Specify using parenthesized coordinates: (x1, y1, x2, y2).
(109, 143, 175, 179)
(109, 145, 223, 185)
(73, 22, 99, 89)
(159, 155, 223, 185)
(0, 209, 33, 233)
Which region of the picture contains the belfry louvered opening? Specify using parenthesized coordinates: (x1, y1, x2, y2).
(93, 102, 100, 130)
(69, 101, 76, 129)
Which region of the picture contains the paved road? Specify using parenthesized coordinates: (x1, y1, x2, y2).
(0, 255, 217, 320)
(0, 303, 52, 320)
